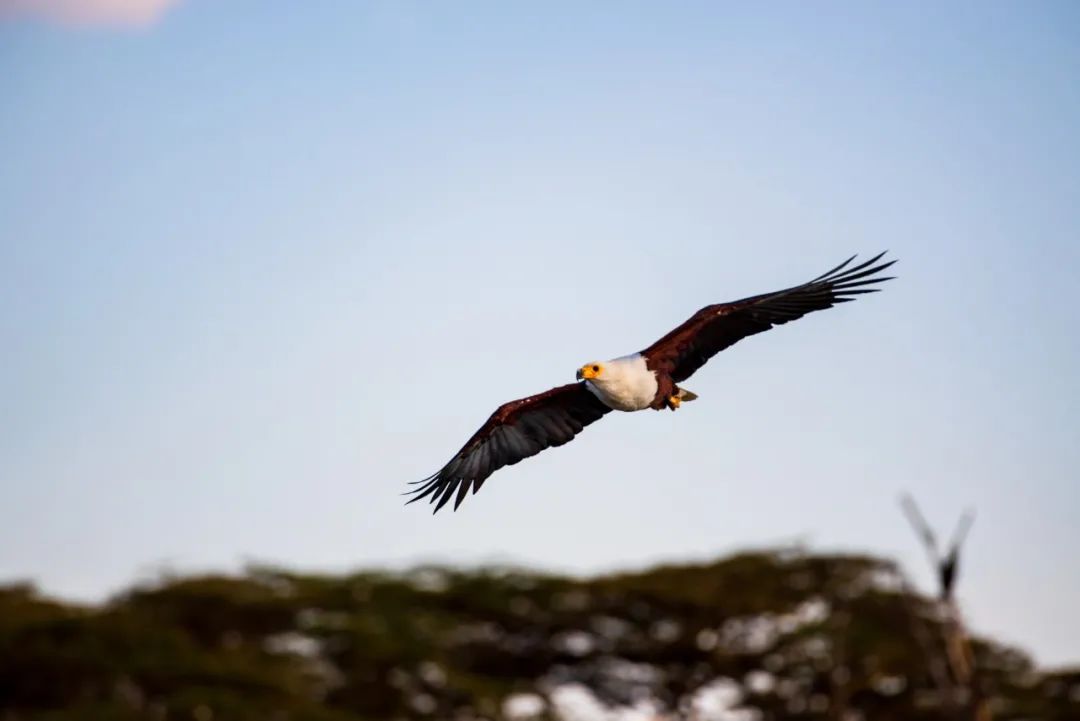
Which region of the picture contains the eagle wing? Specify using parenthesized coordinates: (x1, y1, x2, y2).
(407, 382, 612, 513)
(642, 252, 896, 383)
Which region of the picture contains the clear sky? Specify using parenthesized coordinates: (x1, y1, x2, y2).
(2, 1, 1078, 666)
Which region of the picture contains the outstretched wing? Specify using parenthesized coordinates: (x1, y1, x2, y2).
(407, 383, 612, 513)
(642, 252, 896, 383)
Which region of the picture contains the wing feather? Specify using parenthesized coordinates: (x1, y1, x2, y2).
(406, 382, 612, 512)
(642, 252, 896, 382)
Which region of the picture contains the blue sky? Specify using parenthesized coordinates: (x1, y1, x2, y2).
(1, 1, 1078, 665)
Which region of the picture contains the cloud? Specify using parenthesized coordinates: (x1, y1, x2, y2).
(0, 0, 184, 27)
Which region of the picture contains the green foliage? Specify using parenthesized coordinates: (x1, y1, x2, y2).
(0, 550, 1075, 720)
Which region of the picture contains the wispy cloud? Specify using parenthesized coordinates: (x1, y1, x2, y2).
(0, 0, 184, 28)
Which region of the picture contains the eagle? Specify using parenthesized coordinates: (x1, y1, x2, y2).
(407, 252, 895, 513)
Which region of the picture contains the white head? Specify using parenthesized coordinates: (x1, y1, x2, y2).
(574, 355, 658, 412)
(575, 361, 605, 382)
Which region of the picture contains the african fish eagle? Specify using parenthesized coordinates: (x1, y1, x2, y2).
(407, 252, 895, 512)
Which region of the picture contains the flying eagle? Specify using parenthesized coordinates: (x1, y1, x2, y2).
(407, 252, 895, 513)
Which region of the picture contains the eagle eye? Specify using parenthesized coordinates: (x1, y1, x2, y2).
(592, 365, 600, 373)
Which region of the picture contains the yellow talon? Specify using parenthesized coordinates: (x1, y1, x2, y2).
(668, 395, 681, 410)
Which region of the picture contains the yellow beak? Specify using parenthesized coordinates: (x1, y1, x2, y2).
(577, 365, 599, 380)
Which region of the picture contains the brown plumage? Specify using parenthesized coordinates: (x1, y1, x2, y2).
(408, 252, 895, 513)
(641, 252, 896, 388)
(406, 384, 611, 513)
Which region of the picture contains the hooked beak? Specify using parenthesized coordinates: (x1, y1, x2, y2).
(577, 365, 601, 381)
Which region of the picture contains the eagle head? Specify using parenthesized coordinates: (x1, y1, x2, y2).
(576, 363, 604, 381)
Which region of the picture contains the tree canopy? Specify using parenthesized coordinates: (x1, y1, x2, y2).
(1, 550, 1076, 720)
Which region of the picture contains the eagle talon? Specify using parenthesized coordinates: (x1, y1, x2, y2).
(668, 395, 681, 410)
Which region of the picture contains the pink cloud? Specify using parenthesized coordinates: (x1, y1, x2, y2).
(0, 0, 184, 27)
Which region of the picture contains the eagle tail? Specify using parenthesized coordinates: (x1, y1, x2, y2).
(675, 387, 698, 402)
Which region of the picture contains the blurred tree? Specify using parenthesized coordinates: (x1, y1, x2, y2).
(0, 550, 1075, 721)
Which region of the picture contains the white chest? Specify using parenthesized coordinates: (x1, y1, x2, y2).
(585, 354, 659, 412)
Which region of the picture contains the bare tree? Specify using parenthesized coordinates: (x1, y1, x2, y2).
(899, 494, 987, 721)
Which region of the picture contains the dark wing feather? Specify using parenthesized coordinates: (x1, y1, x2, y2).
(642, 252, 896, 382)
(406, 382, 612, 513)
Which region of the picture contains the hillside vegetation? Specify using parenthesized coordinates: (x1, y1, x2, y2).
(1, 550, 1076, 720)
